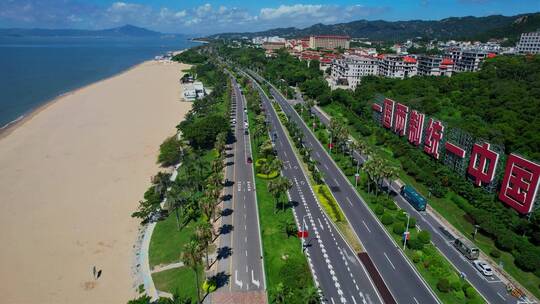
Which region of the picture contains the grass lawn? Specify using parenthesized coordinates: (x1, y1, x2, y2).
(321, 103, 540, 299)
(149, 215, 202, 269)
(152, 266, 204, 301)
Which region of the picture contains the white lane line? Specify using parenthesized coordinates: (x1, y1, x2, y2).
(351, 296, 358, 304)
(362, 220, 372, 233)
(331, 297, 336, 304)
(497, 292, 505, 300)
(383, 252, 396, 270)
(413, 297, 420, 304)
(317, 217, 324, 231)
(324, 164, 329, 170)
(245, 250, 248, 257)
(334, 178, 339, 185)
(245, 236, 247, 243)
(284, 151, 288, 157)
(346, 197, 353, 207)
(246, 265, 248, 272)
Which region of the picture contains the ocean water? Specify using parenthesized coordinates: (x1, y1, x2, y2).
(0, 36, 200, 128)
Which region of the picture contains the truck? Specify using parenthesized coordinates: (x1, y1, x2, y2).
(400, 184, 427, 211)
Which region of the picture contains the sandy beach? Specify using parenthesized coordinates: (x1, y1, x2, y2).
(0, 60, 192, 303)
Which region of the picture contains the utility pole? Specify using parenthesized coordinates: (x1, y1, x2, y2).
(473, 224, 480, 240)
(403, 212, 410, 250)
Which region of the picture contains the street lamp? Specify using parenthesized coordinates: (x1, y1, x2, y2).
(403, 211, 410, 250)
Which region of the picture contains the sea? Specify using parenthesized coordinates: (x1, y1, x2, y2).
(0, 36, 200, 129)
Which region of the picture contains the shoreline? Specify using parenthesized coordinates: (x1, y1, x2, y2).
(0, 61, 146, 140)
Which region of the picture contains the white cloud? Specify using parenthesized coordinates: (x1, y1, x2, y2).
(0, 1, 387, 34)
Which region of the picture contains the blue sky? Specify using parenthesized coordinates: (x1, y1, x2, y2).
(0, 0, 538, 35)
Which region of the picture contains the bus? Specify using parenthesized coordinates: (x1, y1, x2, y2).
(454, 238, 480, 260)
(400, 185, 427, 211)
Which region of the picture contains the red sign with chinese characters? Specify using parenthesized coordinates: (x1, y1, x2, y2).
(467, 143, 499, 187)
(423, 118, 445, 160)
(499, 154, 540, 214)
(407, 110, 425, 146)
(382, 98, 395, 129)
(372, 97, 540, 214)
(393, 103, 409, 136)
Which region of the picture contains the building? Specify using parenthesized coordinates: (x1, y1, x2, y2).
(516, 30, 540, 54)
(378, 55, 418, 79)
(445, 48, 492, 72)
(183, 81, 205, 101)
(417, 55, 454, 76)
(262, 41, 286, 51)
(309, 35, 350, 50)
(330, 54, 378, 90)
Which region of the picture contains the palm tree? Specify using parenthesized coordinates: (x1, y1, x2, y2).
(195, 222, 214, 269)
(199, 195, 214, 222)
(269, 176, 293, 211)
(153, 172, 172, 198)
(181, 240, 203, 304)
(302, 286, 322, 304)
(215, 132, 227, 156)
(166, 185, 188, 231)
(254, 123, 267, 145)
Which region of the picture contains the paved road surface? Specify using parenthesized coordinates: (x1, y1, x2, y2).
(215, 74, 265, 294)
(247, 72, 383, 304)
(248, 71, 440, 304)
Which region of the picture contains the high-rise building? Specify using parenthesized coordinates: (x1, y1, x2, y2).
(417, 55, 454, 76)
(516, 30, 540, 54)
(330, 54, 378, 89)
(309, 35, 350, 50)
(377, 55, 418, 79)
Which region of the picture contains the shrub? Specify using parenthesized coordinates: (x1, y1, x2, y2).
(203, 279, 217, 293)
(375, 205, 385, 216)
(464, 286, 477, 299)
(495, 232, 516, 251)
(514, 248, 540, 272)
(392, 222, 405, 235)
(437, 278, 451, 293)
(157, 136, 182, 167)
(381, 214, 394, 225)
(412, 251, 422, 263)
(408, 238, 424, 250)
(450, 280, 461, 292)
(418, 231, 431, 245)
(490, 249, 501, 259)
(408, 217, 417, 227)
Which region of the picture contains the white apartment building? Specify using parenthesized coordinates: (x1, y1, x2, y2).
(444, 48, 491, 72)
(516, 30, 540, 54)
(330, 54, 378, 90)
(377, 55, 418, 79)
(417, 55, 454, 76)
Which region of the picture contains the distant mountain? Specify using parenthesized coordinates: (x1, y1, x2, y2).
(208, 12, 540, 42)
(0, 25, 163, 38)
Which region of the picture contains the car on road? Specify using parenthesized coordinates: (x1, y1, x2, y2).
(232, 118, 236, 124)
(439, 226, 456, 241)
(247, 156, 252, 163)
(244, 130, 249, 135)
(473, 260, 493, 276)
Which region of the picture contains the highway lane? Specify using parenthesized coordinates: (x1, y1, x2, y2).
(311, 102, 518, 304)
(248, 72, 383, 304)
(250, 71, 440, 304)
(216, 74, 265, 293)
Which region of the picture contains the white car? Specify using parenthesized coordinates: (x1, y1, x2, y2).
(473, 260, 493, 276)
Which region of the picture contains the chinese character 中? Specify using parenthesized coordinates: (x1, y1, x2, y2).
(467, 143, 500, 187)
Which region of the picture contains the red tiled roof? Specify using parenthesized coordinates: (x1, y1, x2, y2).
(320, 58, 332, 63)
(441, 58, 454, 65)
(376, 54, 385, 59)
(403, 56, 417, 64)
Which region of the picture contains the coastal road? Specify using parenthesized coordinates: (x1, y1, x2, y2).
(246, 71, 383, 304)
(249, 70, 440, 304)
(215, 74, 265, 296)
(310, 102, 519, 304)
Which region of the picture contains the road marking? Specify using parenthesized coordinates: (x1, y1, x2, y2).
(317, 217, 324, 231)
(245, 236, 247, 243)
(252, 270, 260, 288)
(334, 178, 339, 185)
(331, 298, 336, 304)
(245, 250, 248, 257)
(234, 270, 243, 288)
(346, 197, 353, 207)
(413, 297, 420, 304)
(383, 252, 396, 270)
(351, 296, 358, 304)
(362, 220, 371, 233)
(324, 164, 329, 170)
(496, 292, 505, 300)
